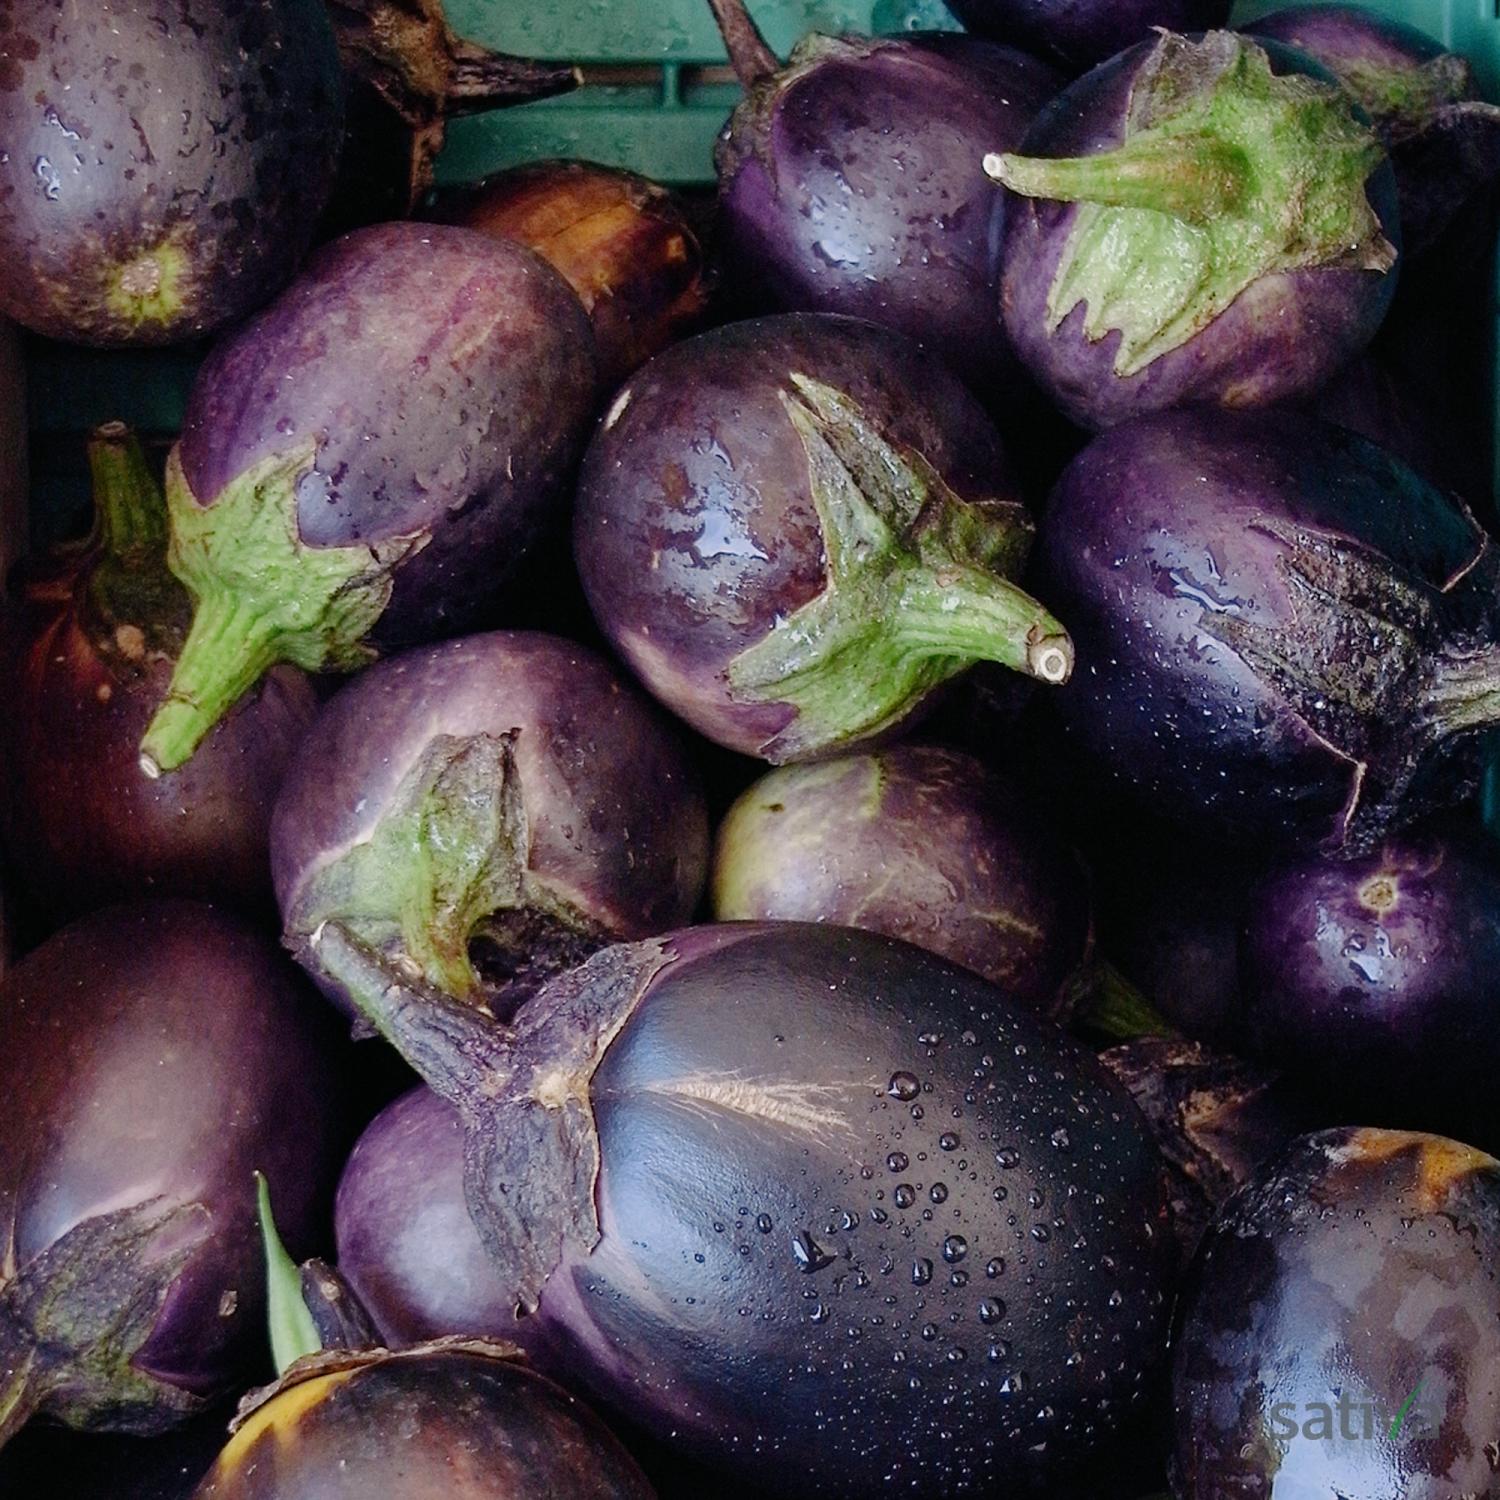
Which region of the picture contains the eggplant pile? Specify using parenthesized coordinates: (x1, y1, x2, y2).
(3, 1, 1500, 1497)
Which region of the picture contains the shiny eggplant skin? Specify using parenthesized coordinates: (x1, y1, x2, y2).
(192, 1347, 655, 1499)
(1171, 1128, 1500, 1499)
(945, 0, 1231, 72)
(0, 0, 343, 346)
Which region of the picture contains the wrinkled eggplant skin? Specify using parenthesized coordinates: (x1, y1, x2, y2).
(0, 902, 349, 1399)
(945, 0, 1231, 71)
(272, 630, 708, 1013)
(192, 1352, 656, 1499)
(335, 1087, 511, 1348)
(1242, 833, 1500, 1146)
(451, 160, 710, 391)
(178, 224, 598, 646)
(0, 576, 317, 919)
(1171, 1128, 1500, 1499)
(0, 0, 343, 346)
(713, 743, 1091, 1016)
(574, 313, 1019, 757)
(508, 924, 1175, 1496)
(1036, 407, 1499, 855)
(717, 34, 1059, 391)
(1000, 40, 1400, 431)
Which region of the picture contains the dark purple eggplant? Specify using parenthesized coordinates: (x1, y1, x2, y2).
(449, 161, 710, 390)
(0, 320, 23, 591)
(335, 1086, 510, 1347)
(1100, 1040, 1320, 1263)
(0, 0, 343, 347)
(0, 426, 317, 918)
(1242, 831, 1500, 1146)
(1245, 4, 1500, 259)
(575, 313, 1072, 763)
(1171, 1128, 1500, 1498)
(137, 223, 598, 777)
(944, 0, 1231, 72)
(192, 1342, 655, 1499)
(988, 30, 1400, 430)
(0, 901, 350, 1451)
(712, 743, 1091, 1016)
(710, 0, 1059, 391)
(1036, 405, 1500, 857)
(272, 630, 708, 1016)
(309, 918, 1175, 1496)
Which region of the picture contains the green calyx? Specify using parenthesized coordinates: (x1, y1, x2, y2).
(139, 442, 427, 777)
(256, 1174, 322, 1378)
(285, 732, 603, 1007)
(986, 30, 1397, 378)
(1337, 53, 1472, 141)
(726, 374, 1072, 764)
(104, 236, 193, 335)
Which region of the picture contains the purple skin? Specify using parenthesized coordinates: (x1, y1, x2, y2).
(272, 630, 709, 1018)
(996, 35, 1401, 431)
(0, 0, 343, 347)
(1245, 5, 1500, 259)
(139, 222, 598, 777)
(712, 743, 1092, 1018)
(574, 312, 1072, 764)
(0, 901, 351, 1449)
(0, 427, 317, 918)
(1171, 1129, 1500, 1498)
(1036, 406, 1500, 857)
(1242, 832, 1500, 1147)
(944, 0, 1230, 72)
(317, 920, 1176, 1496)
(335, 1087, 512, 1349)
(713, 14, 1061, 391)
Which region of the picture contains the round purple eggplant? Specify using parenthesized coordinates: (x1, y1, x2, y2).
(944, 0, 1231, 72)
(710, 0, 1060, 391)
(272, 630, 708, 1016)
(192, 1342, 655, 1499)
(988, 29, 1400, 430)
(137, 222, 598, 777)
(335, 1086, 511, 1348)
(1036, 405, 1500, 856)
(712, 743, 1091, 1016)
(0, 901, 350, 1451)
(0, 0, 343, 347)
(1171, 1128, 1500, 1498)
(574, 313, 1072, 764)
(311, 918, 1176, 1496)
(1245, 4, 1500, 260)
(1242, 831, 1500, 1145)
(0, 426, 317, 918)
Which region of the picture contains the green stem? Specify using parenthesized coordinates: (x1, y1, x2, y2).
(256, 1173, 322, 1377)
(138, 589, 281, 777)
(985, 135, 1249, 225)
(0, 1349, 40, 1452)
(87, 423, 167, 562)
(707, 0, 781, 88)
(1069, 962, 1179, 1044)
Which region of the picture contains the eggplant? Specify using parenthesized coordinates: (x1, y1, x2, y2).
(335, 1086, 510, 1347)
(1171, 1128, 1500, 1498)
(192, 1342, 655, 1498)
(1245, 4, 1500, 260)
(987, 30, 1400, 430)
(136, 223, 598, 776)
(448, 161, 710, 390)
(943, 0, 1231, 72)
(1035, 405, 1500, 857)
(0, 901, 350, 1450)
(1242, 831, 1500, 1147)
(0, 320, 23, 592)
(574, 313, 1072, 763)
(0, 426, 317, 918)
(273, 630, 708, 1016)
(712, 743, 1091, 1016)
(0, 0, 343, 347)
(709, 0, 1060, 391)
(309, 918, 1175, 1496)
(1100, 1040, 1320, 1263)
